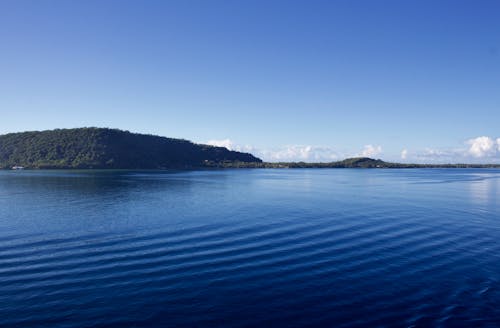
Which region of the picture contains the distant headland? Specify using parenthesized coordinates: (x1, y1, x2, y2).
(0, 128, 260, 169)
(1, 128, 499, 169)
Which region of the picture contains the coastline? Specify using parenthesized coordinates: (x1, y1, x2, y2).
(4, 162, 500, 170)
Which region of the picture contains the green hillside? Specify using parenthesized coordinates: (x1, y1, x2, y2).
(0, 128, 261, 169)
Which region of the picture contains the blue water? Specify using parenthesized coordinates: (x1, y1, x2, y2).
(1, 169, 500, 327)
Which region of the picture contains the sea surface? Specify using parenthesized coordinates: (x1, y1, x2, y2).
(0, 169, 499, 327)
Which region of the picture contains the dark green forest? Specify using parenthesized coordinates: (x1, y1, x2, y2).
(0, 128, 261, 169)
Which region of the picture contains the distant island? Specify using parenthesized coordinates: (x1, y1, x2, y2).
(1, 128, 499, 170)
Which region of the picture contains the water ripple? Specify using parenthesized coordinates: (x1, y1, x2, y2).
(1, 169, 499, 327)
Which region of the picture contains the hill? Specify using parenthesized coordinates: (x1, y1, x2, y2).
(0, 128, 261, 169)
(332, 157, 387, 168)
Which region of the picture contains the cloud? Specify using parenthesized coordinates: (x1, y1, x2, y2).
(205, 140, 388, 162)
(411, 136, 500, 163)
(206, 139, 234, 150)
(258, 145, 340, 162)
(360, 145, 382, 158)
(467, 136, 496, 157)
(414, 148, 460, 162)
(206, 136, 500, 164)
(401, 149, 408, 160)
(205, 139, 340, 162)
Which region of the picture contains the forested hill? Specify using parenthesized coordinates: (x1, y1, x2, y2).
(0, 128, 261, 169)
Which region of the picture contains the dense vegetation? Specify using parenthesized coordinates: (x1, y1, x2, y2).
(206, 157, 500, 169)
(0, 128, 261, 169)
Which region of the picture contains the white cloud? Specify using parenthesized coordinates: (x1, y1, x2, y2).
(414, 148, 460, 162)
(411, 136, 500, 163)
(258, 145, 339, 162)
(360, 145, 382, 158)
(401, 149, 408, 160)
(467, 136, 496, 158)
(206, 136, 500, 164)
(205, 139, 340, 162)
(206, 139, 234, 150)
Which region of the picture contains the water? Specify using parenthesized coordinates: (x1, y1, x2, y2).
(1, 169, 499, 327)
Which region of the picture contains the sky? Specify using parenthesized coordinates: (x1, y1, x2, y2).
(0, 0, 499, 163)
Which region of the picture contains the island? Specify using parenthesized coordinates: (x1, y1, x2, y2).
(1, 128, 499, 169)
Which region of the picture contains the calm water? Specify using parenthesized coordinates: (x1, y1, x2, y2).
(1, 169, 500, 327)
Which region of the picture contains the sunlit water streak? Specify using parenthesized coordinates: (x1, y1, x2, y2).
(0, 169, 499, 327)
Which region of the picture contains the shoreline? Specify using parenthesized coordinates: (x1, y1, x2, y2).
(4, 164, 500, 170)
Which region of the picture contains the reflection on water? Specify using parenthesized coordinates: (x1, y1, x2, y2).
(468, 173, 500, 206)
(0, 169, 499, 327)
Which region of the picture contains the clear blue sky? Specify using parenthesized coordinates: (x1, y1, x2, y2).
(1, 0, 499, 162)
